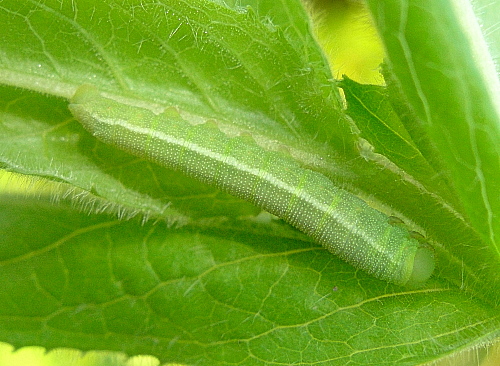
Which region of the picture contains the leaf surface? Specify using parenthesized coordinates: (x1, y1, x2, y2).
(0, 0, 499, 364)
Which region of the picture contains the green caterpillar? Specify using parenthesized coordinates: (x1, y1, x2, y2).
(69, 85, 435, 286)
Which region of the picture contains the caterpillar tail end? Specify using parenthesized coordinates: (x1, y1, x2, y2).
(406, 247, 435, 287)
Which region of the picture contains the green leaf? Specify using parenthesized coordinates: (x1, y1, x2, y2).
(0, 0, 347, 143)
(2, 197, 499, 365)
(339, 75, 499, 308)
(340, 76, 459, 206)
(0, 0, 499, 364)
(0, 0, 353, 222)
(365, 0, 500, 267)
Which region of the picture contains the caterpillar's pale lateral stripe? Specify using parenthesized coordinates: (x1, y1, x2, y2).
(69, 85, 435, 286)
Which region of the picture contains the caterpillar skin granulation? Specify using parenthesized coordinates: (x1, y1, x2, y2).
(69, 85, 435, 286)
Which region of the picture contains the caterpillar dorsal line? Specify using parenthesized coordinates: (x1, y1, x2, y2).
(69, 85, 435, 286)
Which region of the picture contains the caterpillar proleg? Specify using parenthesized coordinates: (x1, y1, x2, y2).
(69, 85, 435, 286)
